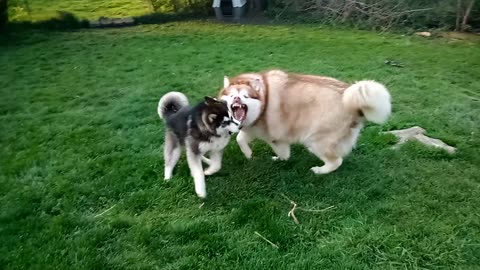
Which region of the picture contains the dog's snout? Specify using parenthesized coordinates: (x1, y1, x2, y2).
(233, 96, 241, 103)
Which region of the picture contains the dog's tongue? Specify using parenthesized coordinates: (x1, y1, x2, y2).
(233, 107, 246, 121)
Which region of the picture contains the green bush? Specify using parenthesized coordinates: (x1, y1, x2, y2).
(150, 0, 211, 14)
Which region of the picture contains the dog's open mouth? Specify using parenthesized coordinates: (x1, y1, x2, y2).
(231, 102, 248, 121)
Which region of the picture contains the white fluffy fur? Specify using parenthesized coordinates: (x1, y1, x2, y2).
(158, 92, 189, 119)
(219, 70, 392, 175)
(342, 80, 392, 124)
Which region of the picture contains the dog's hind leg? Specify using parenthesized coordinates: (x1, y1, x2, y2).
(186, 142, 207, 198)
(164, 132, 181, 180)
(237, 130, 254, 159)
(306, 142, 343, 175)
(204, 150, 223, 176)
(269, 142, 290, 161)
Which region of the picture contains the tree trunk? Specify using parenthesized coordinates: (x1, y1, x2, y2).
(461, 0, 475, 31)
(0, 0, 7, 30)
(455, 0, 462, 31)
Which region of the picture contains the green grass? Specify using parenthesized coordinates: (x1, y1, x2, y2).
(1, 22, 480, 269)
(9, 0, 151, 21)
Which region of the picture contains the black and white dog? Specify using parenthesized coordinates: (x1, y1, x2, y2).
(158, 92, 240, 198)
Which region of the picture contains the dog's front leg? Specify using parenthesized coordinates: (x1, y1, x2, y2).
(269, 142, 290, 161)
(186, 145, 207, 198)
(204, 150, 223, 176)
(236, 131, 254, 159)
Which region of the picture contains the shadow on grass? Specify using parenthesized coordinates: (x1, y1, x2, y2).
(134, 12, 208, 25)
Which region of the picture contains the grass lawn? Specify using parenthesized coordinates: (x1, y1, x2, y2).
(1, 22, 480, 269)
(8, 0, 151, 21)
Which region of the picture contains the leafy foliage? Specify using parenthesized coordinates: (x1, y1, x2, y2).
(149, 0, 210, 14)
(267, 0, 480, 31)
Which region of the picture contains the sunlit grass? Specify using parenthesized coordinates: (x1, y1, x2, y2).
(1, 22, 479, 269)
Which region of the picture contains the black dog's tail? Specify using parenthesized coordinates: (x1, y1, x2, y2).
(157, 92, 189, 119)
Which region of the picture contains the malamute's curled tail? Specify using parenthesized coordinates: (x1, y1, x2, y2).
(342, 80, 392, 124)
(158, 92, 189, 119)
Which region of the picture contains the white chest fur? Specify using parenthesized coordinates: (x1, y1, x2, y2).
(198, 134, 231, 154)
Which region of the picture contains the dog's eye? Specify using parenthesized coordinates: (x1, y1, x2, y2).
(243, 95, 248, 99)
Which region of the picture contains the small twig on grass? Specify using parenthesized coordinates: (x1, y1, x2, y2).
(254, 231, 279, 249)
(280, 193, 335, 224)
(288, 202, 299, 224)
(94, 204, 116, 218)
(298, 205, 336, 212)
(198, 202, 205, 209)
(280, 193, 299, 224)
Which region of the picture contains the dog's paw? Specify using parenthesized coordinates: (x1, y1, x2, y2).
(311, 166, 328, 175)
(243, 149, 253, 159)
(196, 190, 207, 199)
(204, 167, 219, 176)
(164, 173, 172, 181)
(272, 156, 288, 161)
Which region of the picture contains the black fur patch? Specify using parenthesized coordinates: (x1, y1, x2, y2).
(165, 97, 231, 146)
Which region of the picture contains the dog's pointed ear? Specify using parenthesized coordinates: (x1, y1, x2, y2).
(224, 76, 230, 88)
(204, 96, 217, 104)
(208, 113, 217, 122)
(249, 78, 264, 93)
